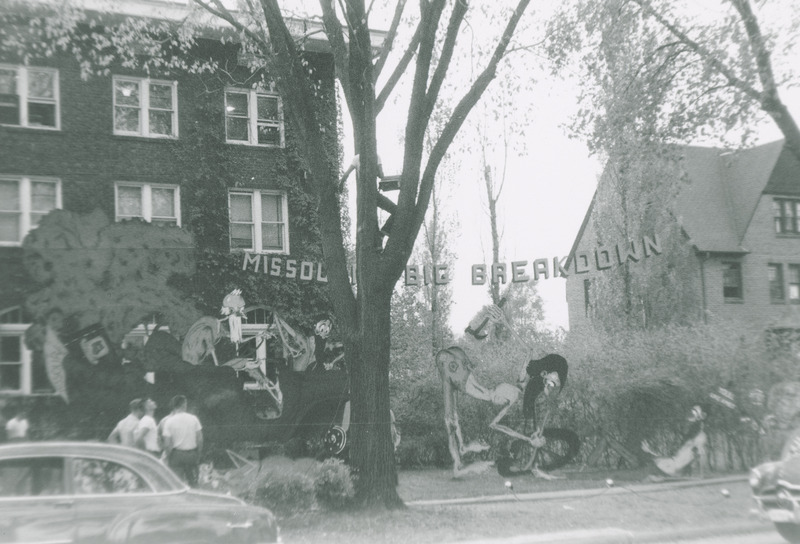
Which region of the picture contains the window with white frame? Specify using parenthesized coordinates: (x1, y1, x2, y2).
(115, 183, 180, 226)
(0, 65, 59, 129)
(113, 76, 178, 138)
(228, 189, 289, 253)
(0, 307, 54, 396)
(790, 265, 800, 305)
(224, 88, 283, 147)
(773, 198, 800, 235)
(0, 176, 61, 246)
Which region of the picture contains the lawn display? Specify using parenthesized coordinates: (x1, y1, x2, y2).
(435, 303, 580, 478)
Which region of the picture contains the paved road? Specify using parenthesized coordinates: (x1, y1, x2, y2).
(649, 530, 783, 543)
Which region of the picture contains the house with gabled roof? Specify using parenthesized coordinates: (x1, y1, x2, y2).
(566, 140, 800, 334)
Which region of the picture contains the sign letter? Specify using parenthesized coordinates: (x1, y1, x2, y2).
(472, 265, 486, 285)
(405, 265, 421, 286)
(616, 240, 640, 264)
(553, 256, 569, 278)
(285, 259, 297, 279)
(242, 253, 261, 272)
(596, 248, 612, 270)
(533, 259, 549, 281)
(643, 234, 662, 257)
(511, 261, 529, 283)
(434, 264, 450, 285)
(492, 263, 507, 284)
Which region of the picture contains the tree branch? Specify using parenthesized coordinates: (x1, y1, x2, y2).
(629, 0, 762, 103)
(319, 0, 352, 106)
(422, 0, 468, 119)
(388, 0, 531, 278)
(373, 0, 406, 80)
(375, 21, 421, 113)
(192, 0, 268, 50)
(257, 0, 358, 323)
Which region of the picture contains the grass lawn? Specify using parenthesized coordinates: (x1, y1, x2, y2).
(279, 467, 763, 544)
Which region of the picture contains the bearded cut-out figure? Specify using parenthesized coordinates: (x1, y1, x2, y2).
(522, 354, 568, 421)
(435, 346, 520, 477)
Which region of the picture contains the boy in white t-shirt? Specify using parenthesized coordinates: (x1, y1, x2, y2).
(162, 395, 203, 486)
(134, 398, 160, 455)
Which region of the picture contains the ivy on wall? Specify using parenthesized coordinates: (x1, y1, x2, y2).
(171, 46, 342, 334)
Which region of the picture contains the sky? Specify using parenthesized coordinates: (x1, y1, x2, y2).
(335, 1, 800, 335)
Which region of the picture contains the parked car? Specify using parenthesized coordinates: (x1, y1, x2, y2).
(0, 441, 279, 544)
(750, 446, 800, 543)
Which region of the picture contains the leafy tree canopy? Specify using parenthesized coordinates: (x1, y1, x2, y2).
(23, 209, 199, 345)
(546, 0, 800, 162)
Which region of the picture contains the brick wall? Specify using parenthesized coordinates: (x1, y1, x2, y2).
(0, 51, 327, 217)
(701, 195, 800, 329)
(0, 44, 336, 292)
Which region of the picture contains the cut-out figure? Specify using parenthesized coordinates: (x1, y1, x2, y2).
(642, 404, 708, 477)
(435, 346, 519, 477)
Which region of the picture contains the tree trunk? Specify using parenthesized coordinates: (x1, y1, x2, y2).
(347, 289, 403, 508)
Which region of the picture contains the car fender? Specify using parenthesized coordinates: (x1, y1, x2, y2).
(104, 502, 278, 544)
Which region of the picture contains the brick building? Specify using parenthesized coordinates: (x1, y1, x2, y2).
(0, 1, 357, 398)
(566, 141, 800, 334)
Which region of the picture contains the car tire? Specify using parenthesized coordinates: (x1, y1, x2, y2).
(775, 522, 800, 543)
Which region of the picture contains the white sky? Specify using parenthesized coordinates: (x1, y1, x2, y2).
(336, 1, 800, 334)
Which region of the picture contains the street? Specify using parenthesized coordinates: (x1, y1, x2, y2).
(650, 529, 782, 543)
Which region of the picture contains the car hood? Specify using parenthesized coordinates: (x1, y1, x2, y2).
(779, 456, 800, 489)
(752, 457, 800, 493)
(181, 488, 248, 505)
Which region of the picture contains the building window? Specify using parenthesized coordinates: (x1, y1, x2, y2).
(774, 198, 800, 235)
(228, 190, 289, 253)
(0, 307, 53, 396)
(0, 332, 25, 394)
(0, 65, 59, 129)
(723, 262, 743, 301)
(769, 263, 785, 303)
(115, 183, 180, 226)
(790, 265, 800, 305)
(224, 88, 284, 147)
(0, 176, 61, 246)
(583, 279, 591, 316)
(113, 76, 178, 138)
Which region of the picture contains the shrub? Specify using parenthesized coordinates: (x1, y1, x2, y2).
(250, 471, 316, 518)
(395, 432, 451, 468)
(313, 458, 355, 509)
(562, 321, 799, 469)
(224, 455, 356, 517)
(391, 319, 798, 472)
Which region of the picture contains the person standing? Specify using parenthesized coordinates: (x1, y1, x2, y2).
(161, 395, 203, 486)
(108, 399, 143, 447)
(5, 405, 29, 442)
(134, 398, 159, 456)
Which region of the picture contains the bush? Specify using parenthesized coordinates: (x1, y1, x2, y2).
(395, 432, 451, 468)
(562, 321, 799, 469)
(224, 455, 356, 518)
(251, 471, 316, 518)
(313, 458, 355, 509)
(391, 319, 798, 472)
